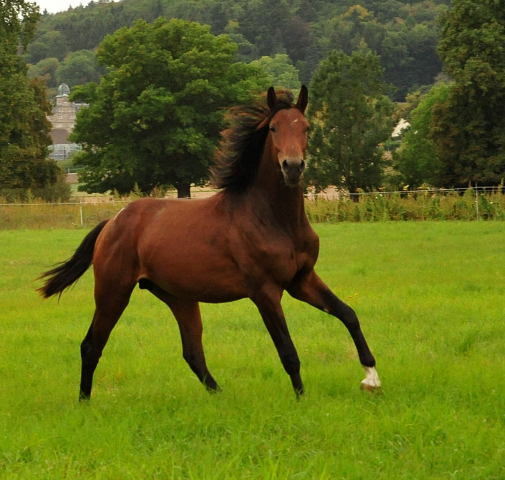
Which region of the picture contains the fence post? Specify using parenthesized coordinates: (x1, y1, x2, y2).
(475, 183, 479, 221)
(80, 199, 84, 227)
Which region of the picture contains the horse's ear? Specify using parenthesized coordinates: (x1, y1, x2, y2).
(296, 85, 308, 113)
(267, 87, 277, 110)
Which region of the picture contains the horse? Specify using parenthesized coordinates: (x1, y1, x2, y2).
(38, 86, 381, 401)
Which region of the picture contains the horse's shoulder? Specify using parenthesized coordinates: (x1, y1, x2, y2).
(298, 220, 319, 246)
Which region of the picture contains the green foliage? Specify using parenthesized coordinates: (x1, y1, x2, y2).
(224, 20, 257, 63)
(431, 0, 505, 187)
(55, 49, 103, 87)
(0, 173, 71, 205)
(305, 189, 505, 222)
(0, 0, 40, 51)
(70, 18, 269, 197)
(0, 0, 59, 191)
(27, 56, 60, 88)
(28, 0, 449, 101)
(26, 30, 69, 63)
(306, 48, 395, 193)
(0, 75, 58, 189)
(394, 83, 449, 188)
(250, 54, 301, 91)
(1, 223, 505, 478)
(317, 3, 445, 100)
(238, 0, 292, 57)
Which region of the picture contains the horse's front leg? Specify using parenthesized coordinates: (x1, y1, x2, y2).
(251, 286, 303, 397)
(287, 270, 381, 391)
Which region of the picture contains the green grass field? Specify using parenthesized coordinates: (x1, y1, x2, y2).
(1, 222, 504, 479)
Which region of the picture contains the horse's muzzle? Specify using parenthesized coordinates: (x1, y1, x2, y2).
(282, 159, 306, 186)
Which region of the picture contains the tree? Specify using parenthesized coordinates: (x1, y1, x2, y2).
(431, 0, 505, 187)
(0, 76, 57, 189)
(238, 0, 291, 57)
(250, 54, 301, 91)
(26, 30, 69, 63)
(0, 0, 58, 191)
(282, 15, 311, 63)
(28, 57, 59, 88)
(394, 83, 449, 188)
(55, 49, 103, 87)
(224, 20, 257, 63)
(306, 48, 395, 194)
(27, 0, 448, 103)
(70, 18, 270, 197)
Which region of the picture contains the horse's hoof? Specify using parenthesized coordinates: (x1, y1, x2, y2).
(361, 366, 381, 392)
(360, 382, 381, 393)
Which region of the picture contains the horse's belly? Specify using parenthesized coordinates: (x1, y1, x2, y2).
(143, 250, 249, 303)
(152, 273, 248, 303)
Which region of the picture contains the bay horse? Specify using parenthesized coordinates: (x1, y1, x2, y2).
(38, 86, 381, 401)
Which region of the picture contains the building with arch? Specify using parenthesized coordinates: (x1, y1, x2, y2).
(47, 83, 88, 161)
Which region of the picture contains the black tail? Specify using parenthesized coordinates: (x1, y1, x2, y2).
(37, 220, 110, 298)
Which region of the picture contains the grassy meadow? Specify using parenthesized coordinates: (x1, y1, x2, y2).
(1, 222, 504, 479)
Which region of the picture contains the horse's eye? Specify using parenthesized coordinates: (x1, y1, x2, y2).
(270, 126, 276, 133)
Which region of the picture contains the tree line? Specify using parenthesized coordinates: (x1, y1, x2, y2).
(395, 0, 505, 189)
(27, 0, 448, 101)
(1, 0, 504, 199)
(0, 0, 63, 200)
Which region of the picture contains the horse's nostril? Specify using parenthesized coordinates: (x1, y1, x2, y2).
(283, 160, 305, 173)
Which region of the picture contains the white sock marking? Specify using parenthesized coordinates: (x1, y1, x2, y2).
(361, 366, 381, 390)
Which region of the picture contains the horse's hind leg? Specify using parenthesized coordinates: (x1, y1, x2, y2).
(139, 280, 219, 392)
(79, 286, 133, 401)
(288, 270, 381, 391)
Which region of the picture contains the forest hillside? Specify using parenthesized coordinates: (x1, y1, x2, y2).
(27, 0, 450, 101)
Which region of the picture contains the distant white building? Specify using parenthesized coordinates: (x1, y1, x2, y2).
(392, 118, 410, 138)
(47, 83, 88, 161)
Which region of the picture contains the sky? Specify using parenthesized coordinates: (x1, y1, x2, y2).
(35, 0, 84, 14)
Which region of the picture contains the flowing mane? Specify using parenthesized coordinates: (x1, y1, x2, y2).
(211, 90, 296, 193)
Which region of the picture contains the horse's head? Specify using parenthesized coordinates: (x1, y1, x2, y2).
(267, 86, 310, 187)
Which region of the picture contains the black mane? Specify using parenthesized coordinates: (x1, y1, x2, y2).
(210, 90, 296, 193)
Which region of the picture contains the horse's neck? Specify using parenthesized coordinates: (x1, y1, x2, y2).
(250, 148, 308, 232)
(274, 185, 307, 233)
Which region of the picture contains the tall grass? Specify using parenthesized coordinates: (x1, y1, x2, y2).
(0, 200, 127, 229)
(2, 189, 505, 230)
(305, 189, 505, 222)
(1, 223, 504, 478)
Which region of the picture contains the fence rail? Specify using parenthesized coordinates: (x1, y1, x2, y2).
(1, 188, 505, 229)
(0, 199, 131, 227)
